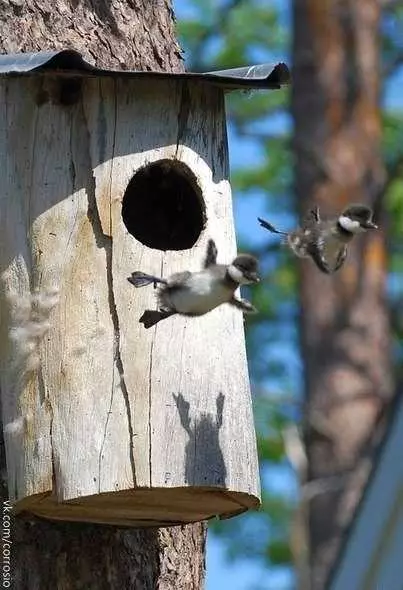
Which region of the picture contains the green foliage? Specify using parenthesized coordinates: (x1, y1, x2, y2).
(386, 177, 403, 238)
(383, 112, 403, 247)
(267, 539, 293, 565)
(382, 2, 403, 73)
(382, 108, 403, 376)
(178, 0, 287, 70)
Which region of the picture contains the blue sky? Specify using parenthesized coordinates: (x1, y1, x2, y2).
(173, 1, 403, 589)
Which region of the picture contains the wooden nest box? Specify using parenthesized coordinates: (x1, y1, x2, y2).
(0, 50, 290, 526)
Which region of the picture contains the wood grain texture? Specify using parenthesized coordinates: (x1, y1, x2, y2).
(0, 3, 207, 588)
(0, 74, 260, 526)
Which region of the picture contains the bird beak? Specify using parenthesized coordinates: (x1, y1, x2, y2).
(363, 220, 378, 229)
(249, 273, 260, 283)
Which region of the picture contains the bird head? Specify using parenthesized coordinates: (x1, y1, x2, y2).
(338, 204, 378, 233)
(228, 254, 260, 284)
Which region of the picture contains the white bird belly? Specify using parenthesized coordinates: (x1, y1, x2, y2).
(165, 273, 231, 315)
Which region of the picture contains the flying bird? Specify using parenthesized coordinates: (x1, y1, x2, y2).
(128, 239, 260, 328)
(258, 204, 377, 273)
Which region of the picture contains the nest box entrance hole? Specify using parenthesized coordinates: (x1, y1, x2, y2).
(122, 160, 206, 251)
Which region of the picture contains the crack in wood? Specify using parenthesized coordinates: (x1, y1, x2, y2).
(83, 89, 137, 487)
(41, 372, 56, 493)
(104, 165, 137, 489)
(94, 214, 137, 488)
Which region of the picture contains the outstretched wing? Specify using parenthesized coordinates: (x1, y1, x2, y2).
(308, 240, 347, 274)
(333, 246, 348, 272)
(307, 244, 332, 274)
(310, 206, 321, 223)
(301, 206, 321, 229)
(203, 239, 218, 268)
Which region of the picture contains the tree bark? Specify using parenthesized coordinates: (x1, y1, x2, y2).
(291, 1, 393, 588)
(0, 2, 207, 589)
(11, 516, 206, 590)
(0, 0, 183, 72)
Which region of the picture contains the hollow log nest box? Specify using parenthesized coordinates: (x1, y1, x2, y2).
(0, 50, 290, 526)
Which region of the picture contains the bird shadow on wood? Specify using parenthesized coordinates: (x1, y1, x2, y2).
(173, 392, 226, 487)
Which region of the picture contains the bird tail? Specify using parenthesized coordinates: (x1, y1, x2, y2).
(127, 272, 166, 288)
(257, 217, 287, 236)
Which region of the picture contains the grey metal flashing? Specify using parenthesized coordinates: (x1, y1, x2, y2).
(0, 50, 290, 90)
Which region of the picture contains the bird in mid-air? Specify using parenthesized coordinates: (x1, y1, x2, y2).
(128, 239, 260, 328)
(258, 204, 378, 274)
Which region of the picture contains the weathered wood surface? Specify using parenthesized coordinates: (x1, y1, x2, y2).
(0, 74, 260, 525)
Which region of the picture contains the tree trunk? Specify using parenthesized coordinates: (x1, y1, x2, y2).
(12, 517, 206, 590)
(0, 0, 183, 72)
(0, 2, 207, 589)
(291, 1, 393, 588)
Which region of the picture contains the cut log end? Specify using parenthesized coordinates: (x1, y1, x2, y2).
(15, 487, 260, 527)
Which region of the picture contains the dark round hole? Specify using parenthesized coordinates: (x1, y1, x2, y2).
(122, 160, 205, 251)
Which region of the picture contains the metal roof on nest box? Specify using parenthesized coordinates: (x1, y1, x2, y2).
(0, 49, 290, 90)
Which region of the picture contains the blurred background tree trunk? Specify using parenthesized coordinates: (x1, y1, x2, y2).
(0, 2, 207, 589)
(292, 1, 393, 588)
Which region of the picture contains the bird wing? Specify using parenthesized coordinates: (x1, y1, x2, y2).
(166, 271, 193, 287)
(334, 246, 348, 271)
(307, 228, 347, 274)
(307, 242, 333, 274)
(301, 207, 321, 229)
